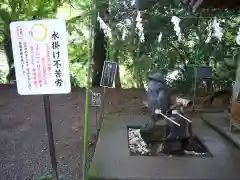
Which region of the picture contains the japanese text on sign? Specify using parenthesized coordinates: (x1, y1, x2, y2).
(100, 61, 117, 88)
(91, 92, 101, 107)
(10, 19, 71, 95)
(51, 31, 63, 87)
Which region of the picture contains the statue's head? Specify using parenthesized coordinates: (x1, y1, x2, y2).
(148, 73, 165, 83)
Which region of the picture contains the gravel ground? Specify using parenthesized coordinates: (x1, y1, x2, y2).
(128, 128, 150, 155)
(0, 86, 144, 180)
(128, 126, 209, 157)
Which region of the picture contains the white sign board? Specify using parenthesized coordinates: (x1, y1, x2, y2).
(10, 19, 71, 95)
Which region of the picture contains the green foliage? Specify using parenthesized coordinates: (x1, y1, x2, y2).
(0, 0, 239, 90)
(70, 71, 81, 87)
(0, 69, 6, 83)
(0, 0, 90, 84)
(137, 5, 240, 90)
(0, 0, 66, 81)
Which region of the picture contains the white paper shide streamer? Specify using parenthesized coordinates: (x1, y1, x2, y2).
(97, 14, 112, 39)
(116, 22, 127, 40)
(236, 28, 240, 45)
(212, 17, 223, 41)
(205, 22, 212, 43)
(116, 19, 131, 41)
(158, 32, 163, 43)
(97, 11, 240, 48)
(171, 16, 182, 41)
(122, 29, 127, 40)
(136, 11, 145, 42)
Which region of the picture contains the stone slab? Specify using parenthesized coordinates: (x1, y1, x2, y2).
(88, 115, 240, 180)
(201, 112, 240, 149)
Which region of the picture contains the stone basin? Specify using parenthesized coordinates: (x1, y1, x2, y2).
(88, 115, 240, 180)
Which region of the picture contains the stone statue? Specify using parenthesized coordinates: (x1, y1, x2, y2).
(140, 73, 193, 148)
(147, 73, 171, 116)
(140, 73, 171, 143)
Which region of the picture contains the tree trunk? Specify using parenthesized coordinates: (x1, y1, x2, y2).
(113, 49, 121, 88)
(169, 42, 187, 70)
(132, 64, 144, 88)
(129, 0, 144, 88)
(115, 64, 121, 88)
(92, 1, 107, 87)
(92, 20, 106, 86)
(133, 39, 144, 88)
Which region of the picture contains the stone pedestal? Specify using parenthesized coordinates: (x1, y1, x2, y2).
(88, 115, 240, 180)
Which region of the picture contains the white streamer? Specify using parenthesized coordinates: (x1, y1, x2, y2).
(236, 28, 240, 45)
(158, 32, 163, 43)
(171, 16, 182, 41)
(136, 11, 145, 42)
(97, 14, 112, 39)
(212, 17, 223, 41)
(205, 22, 212, 43)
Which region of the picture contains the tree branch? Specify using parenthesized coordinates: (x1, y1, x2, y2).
(169, 42, 187, 70)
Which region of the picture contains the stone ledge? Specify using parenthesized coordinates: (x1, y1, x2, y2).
(201, 113, 240, 149)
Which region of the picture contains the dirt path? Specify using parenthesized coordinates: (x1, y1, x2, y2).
(0, 86, 144, 180)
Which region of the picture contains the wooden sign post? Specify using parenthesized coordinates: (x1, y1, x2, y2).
(91, 92, 101, 133)
(100, 61, 117, 118)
